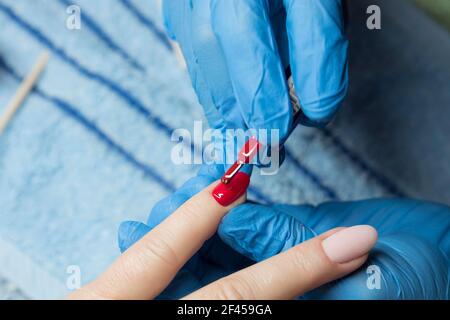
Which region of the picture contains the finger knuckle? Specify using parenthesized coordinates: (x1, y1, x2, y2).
(291, 246, 321, 275)
(179, 196, 205, 222)
(141, 235, 180, 267)
(215, 277, 256, 300)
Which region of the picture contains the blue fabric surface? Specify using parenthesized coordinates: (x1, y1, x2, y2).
(0, 0, 448, 298)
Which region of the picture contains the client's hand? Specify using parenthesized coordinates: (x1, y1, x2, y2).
(68, 182, 377, 300)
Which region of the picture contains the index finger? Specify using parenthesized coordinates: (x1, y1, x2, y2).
(184, 226, 377, 300)
(69, 181, 245, 300)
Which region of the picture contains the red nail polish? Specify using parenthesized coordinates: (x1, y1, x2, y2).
(237, 136, 260, 164)
(212, 172, 250, 206)
(212, 137, 260, 206)
(221, 136, 262, 184)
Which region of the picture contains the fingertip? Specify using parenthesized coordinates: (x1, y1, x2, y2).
(321, 225, 378, 264)
(209, 174, 248, 208)
(363, 225, 378, 243)
(300, 80, 348, 125)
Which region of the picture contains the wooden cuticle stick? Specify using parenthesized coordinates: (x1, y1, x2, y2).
(0, 51, 50, 134)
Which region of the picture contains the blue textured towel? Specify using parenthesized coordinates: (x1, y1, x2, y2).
(0, 0, 449, 298)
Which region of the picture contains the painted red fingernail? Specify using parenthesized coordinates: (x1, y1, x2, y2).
(237, 136, 261, 164)
(212, 172, 250, 206)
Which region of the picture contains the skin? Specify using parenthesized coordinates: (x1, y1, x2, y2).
(69, 182, 371, 300)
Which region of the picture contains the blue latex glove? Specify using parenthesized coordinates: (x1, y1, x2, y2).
(119, 164, 449, 299)
(118, 164, 253, 299)
(219, 199, 450, 299)
(163, 0, 348, 142)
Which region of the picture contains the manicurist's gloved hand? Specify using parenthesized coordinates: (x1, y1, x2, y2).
(219, 199, 450, 299)
(164, 0, 348, 143)
(70, 180, 377, 300)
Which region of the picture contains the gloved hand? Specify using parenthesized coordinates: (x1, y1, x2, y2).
(163, 0, 348, 143)
(120, 163, 449, 299)
(118, 164, 253, 299)
(219, 199, 450, 299)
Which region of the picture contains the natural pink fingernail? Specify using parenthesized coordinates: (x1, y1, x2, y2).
(322, 225, 378, 264)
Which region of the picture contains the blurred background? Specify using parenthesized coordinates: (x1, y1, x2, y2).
(0, 0, 449, 299)
(413, 0, 450, 31)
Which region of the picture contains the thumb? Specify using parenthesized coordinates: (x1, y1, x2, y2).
(218, 203, 317, 261)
